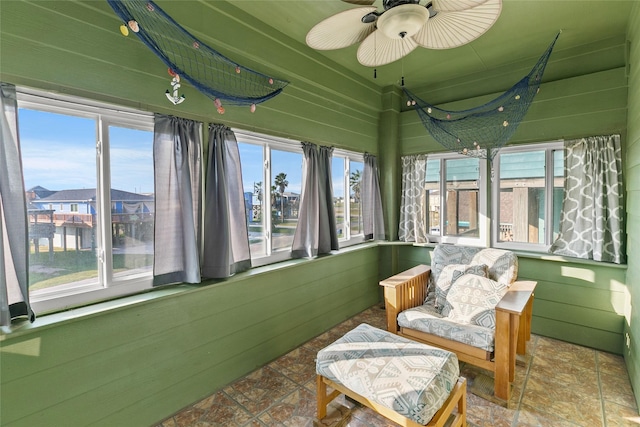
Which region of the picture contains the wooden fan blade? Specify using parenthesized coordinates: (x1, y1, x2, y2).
(306, 7, 377, 50)
(357, 30, 418, 67)
(342, 0, 375, 5)
(414, 0, 501, 49)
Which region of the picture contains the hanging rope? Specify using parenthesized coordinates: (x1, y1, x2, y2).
(405, 33, 560, 160)
(107, 0, 289, 112)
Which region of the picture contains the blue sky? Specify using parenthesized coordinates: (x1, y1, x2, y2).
(19, 108, 154, 194)
(18, 107, 360, 198)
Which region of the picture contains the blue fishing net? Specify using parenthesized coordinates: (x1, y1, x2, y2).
(404, 33, 559, 160)
(107, 0, 288, 111)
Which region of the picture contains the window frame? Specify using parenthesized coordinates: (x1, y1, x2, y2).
(424, 152, 489, 247)
(234, 130, 306, 266)
(333, 148, 366, 247)
(491, 140, 564, 252)
(234, 130, 366, 267)
(17, 87, 155, 314)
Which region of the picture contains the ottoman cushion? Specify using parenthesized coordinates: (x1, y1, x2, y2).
(316, 323, 459, 425)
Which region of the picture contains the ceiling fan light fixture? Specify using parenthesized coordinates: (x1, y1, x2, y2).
(377, 4, 429, 39)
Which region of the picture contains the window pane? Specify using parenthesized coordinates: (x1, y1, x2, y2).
(445, 158, 479, 237)
(109, 126, 154, 279)
(497, 151, 546, 243)
(271, 150, 302, 251)
(349, 160, 363, 235)
(20, 108, 99, 293)
(332, 156, 346, 239)
(238, 142, 267, 257)
(425, 158, 441, 235)
(553, 149, 565, 242)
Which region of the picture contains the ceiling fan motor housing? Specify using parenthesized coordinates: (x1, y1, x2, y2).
(377, 4, 430, 39)
(382, 0, 422, 10)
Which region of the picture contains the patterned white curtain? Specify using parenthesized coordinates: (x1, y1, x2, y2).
(362, 153, 385, 240)
(549, 135, 625, 264)
(398, 154, 428, 243)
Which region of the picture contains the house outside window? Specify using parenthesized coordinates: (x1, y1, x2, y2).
(424, 153, 488, 246)
(492, 141, 564, 251)
(18, 88, 154, 314)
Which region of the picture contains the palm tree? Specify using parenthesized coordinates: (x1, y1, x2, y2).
(254, 181, 263, 204)
(350, 170, 361, 203)
(350, 169, 362, 231)
(274, 172, 288, 223)
(253, 181, 262, 221)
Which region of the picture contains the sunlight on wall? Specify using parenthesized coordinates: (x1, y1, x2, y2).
(560, 265, 595, 283)
(0, 337, 41, 357)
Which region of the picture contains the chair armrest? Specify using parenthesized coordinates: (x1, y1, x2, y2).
(496, 280, 537, 356)
(496, 280, 537, 315)
(379, 265, 430, 333)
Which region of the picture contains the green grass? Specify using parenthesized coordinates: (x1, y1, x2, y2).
(29, 249, 151, 291)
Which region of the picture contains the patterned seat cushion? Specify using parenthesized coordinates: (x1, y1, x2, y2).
(398, 304, 496, 352)
(316, 323, 459, 425)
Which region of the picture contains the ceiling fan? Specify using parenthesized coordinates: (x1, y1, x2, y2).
(306, 0, 502, 67)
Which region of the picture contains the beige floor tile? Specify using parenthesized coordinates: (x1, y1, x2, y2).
(157, 305, 639, 427)
(604, 400, 640, 426)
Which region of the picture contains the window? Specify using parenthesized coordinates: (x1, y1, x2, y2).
(237, 132, 365, 265)
(492, 141, 564, 250)
(236, 131, 303, 265)
(18, 88, 154, 313)
(424, 153, 488, 245)
(332, 151, 365, 244)
(349, 160, 364, 237)
(332, 156, 346, 238)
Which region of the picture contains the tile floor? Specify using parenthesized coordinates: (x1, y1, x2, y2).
(154, 305, 640, 427)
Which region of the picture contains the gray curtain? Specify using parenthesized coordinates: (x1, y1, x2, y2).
(398, 154, 428, 243)
(362, 153, 385, 240)
(292, 142, 338, 258)
(153, 114, 202, 285)
(0, 82, 35, 326)
(550, 134, 625, 263)
(202, 124, 251, 278)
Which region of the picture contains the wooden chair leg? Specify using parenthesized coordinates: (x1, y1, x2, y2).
(494, 309, 511, 401)
(317, 375, 327, 419)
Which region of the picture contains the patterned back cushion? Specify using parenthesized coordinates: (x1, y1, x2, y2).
(430, 245, 518, 287)
(433, 264, 488, 311)
(443, 274, 509, 329)
(471, 249, 518, 285)
(430, 245, 482, 288)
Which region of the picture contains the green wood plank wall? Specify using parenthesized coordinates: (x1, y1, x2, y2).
(0, 1, 385, 425)
(383, 245, 627, 354)
(0, 0, 380, 152)
(0, 247, 380, 426)
(389, 36, 630, 356)
(400, 66, 628, 156)
(624, 2, 640, 410)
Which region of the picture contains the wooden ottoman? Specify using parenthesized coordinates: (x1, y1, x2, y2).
(316, 323, 467, 427)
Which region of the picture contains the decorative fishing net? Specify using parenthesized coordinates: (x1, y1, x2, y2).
(404, 33, 559, 160)
(106, 0, 289, 112)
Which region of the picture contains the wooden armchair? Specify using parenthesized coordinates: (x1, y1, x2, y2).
(379, 246, 536, 403)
